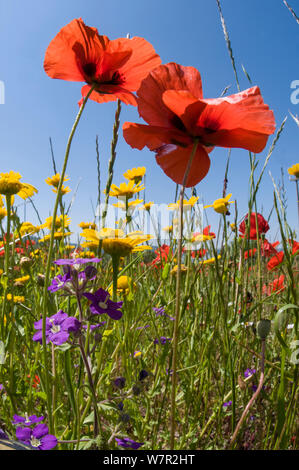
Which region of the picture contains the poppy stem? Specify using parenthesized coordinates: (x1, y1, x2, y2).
(41, 85, 95, 434)
(296, 179, 299, 228)
(229, 338, 266, 448)
(170, 139, 199, 450)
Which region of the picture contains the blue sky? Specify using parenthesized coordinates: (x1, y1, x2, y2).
(0, 0, 298, 243)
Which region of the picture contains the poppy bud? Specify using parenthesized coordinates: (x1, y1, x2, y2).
(20, 256, 32, 270)
(37, 273, 45, 286)
(256, 319, 271, 339)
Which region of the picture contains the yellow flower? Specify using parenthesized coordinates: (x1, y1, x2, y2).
(108, 275, 135, 296)
(40, 214, 71, 230)
(52, 185, 71, 196)
(123, 167, 146, 183)
(19, 222, 40, 236)
(0, 171, 37, 199)
(163, 226, 173, 233)
(78, 222, 97, 230)
(80, 228, 152, 257)
(113, 199, 143, 210)
(168, 196, 199, 211)
(81, 241, 100, 250)
(14, 275, 30, 286)
(201, 255, 221, 265)
(5, 294, 25, 303)
(0, 207, 7, 220)
(107, 180, 145, 199)
(139, 201, 154, 211)
(171, 264, 188, 275)
(76, 250, 96, 259)
(45, 173, 70, 189)
(288, 163, 299, 179)
(204, 194, 235, 214)
(39, 231, 72, 242)
(230, 223, 236, 232)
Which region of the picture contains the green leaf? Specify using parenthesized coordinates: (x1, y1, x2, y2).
(273, 304, 299, 351)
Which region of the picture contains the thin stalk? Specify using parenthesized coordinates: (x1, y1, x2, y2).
(170, 139, 199, 450)
(41, 85, 95, 434)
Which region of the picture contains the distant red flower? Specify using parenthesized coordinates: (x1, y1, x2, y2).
(289, 239, 299, 255)
(244, 248, 257, 259)
(151, 244, 172, 268)
(191, 249, 207, 259)
(267, 251, 284, 271)
(239, 213, 270, 240)
(263, 274, 285, 295)
(261, 239, 279, 257)
(44, 18, 161, 106)
(123, 63, 275, 187)
(26, 374, 40, 389)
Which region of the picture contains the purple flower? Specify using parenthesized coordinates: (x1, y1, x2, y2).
(153, 306, 166, 316)
(48, 271, 72, 293)
(12, 414, 44, 427)
(16, 423, 57, 450)
(0, 428, 9, 440)
(83, 288, 123, 320)
(114, 377, 126, 389)
(115, 437, 144, 450)
(244, 368, 256, 378)
(136, 325, 150, 330)
(139, 369, 149, 381)
(33, 310, 81, 345)
(153, 306, 174, 321)
(223, 400, 232, 408)
(154, 337, 171, 345)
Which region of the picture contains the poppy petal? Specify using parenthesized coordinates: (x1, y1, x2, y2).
(123, 122, 191, 150)
(155, 144, 210, 187)
(162, 90, 207, 133)
(137, 62, 203, 127)
(113, 37, 161, 90)
(80, 84, 137, 106)
(195, 87, 275, 152)
(44, 18, 108, 82)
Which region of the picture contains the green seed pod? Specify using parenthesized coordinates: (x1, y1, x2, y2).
(256, 319, 271, 339)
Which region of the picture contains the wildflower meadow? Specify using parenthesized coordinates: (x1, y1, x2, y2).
(0, 0, 298, 454)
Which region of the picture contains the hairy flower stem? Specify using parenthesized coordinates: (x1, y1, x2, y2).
(170, 140, 199, 450)
(229, 338, 266, 447)
(78, 337, 100, 438)
(41, 86, 95, 434)
(100, 100, 122, 237)
(296, 179, 299, 228)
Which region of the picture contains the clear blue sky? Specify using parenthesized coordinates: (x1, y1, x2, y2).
(0, 0, 298, 242)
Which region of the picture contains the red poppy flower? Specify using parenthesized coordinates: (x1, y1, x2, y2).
(151, 244, 172, 268)
(244, 248, 257, 259)
(267, 251, 284, 271)
(191, 249, 207, 259)
(261, 239, 279, 257)
(239, 213, 270, 240)
(123, 63, 275, 187)
(44, 18, 161, 106)
(289, 239, 299, 255)
(263, 274, 285, 295)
